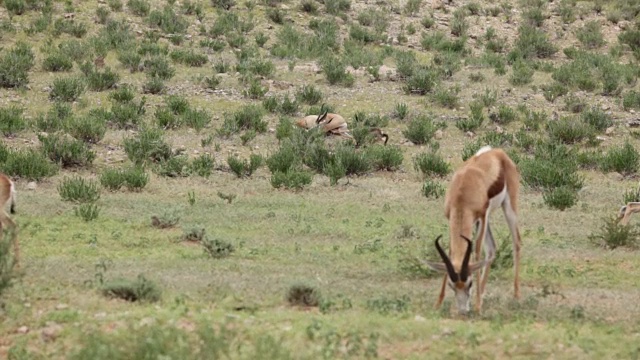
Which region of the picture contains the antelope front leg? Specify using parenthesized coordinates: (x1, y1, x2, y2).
(478, 221, 497, 308)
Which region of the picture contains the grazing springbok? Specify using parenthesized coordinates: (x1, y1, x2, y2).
(0, 173, 18, 267)
(424, 146, 522, 315)
(618, 203, 640, 226)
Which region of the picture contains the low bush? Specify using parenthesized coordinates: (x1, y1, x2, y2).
(403, 114, 437, 145)
(39, 134, 96, 168)
(414, 150, 451, 178)
(58, 175, 101, 203)
(101, 274, 161, 302)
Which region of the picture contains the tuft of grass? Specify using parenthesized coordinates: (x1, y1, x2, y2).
(202, 237, 235, 258)
(589, 217, 638, 249)
(403, 114, 437, 145)
(599, 141, 640, 176)
(58, 175, 101, 203)
(413, 151, 451, 178)
(542, 186, 578, 211)
(39, 134, 96, 168)
(101, 274, 161, 302)
(422, 179, 445, 199)
(286, 283, 321, 307)
(0, 106, 26, 136)
(228, 154, 263, 178)
(49, 76, 85, 102)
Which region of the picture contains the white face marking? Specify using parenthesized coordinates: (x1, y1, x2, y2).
(475, 145, 492, 156)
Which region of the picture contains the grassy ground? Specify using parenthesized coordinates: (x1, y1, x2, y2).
(1, 0, 640, 359)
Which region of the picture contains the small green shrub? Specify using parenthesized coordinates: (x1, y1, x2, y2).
(39, 134, 96, 168)
(581, 106, 612, 131)
(422, 179, 445, 199)
(202, 237, 235, 258)
(491, 104, 518, 125)
(74, 203, 101, 221)
(321, 56, 354, 86)
(0, 106, 26, 136)
(67, 114, 107, 144)
(270, 169, 313, 190)
(403, 68, 438, 95)
(296, 84, 323, 105)
(58, 175, 101, 203)
(154, 155, 191, 177)
(227, 154, 263, 178)
(286, 283, 321, 307)
(509, 60, 534, 86)
(599, 141, 640, 176)
(49, 76, 85, 102)
(542, 186, 578, 210)
(101, 274, 161, 302)
(588, 216, 638, 249)
(109, 98, 146, 129)
(333, 145, 372, 176)
(191, 153, 216, 177)
(403, 114, 437, 145)
(123, 166, 149, 191)
(623, 90, 640, 110)
(86, 67, 120, 91)
(414, 151, 451, 178)
(0, 41, 35, 88)
(1, 148, 58, 180)
(393, 102, 409, 120)
(128, 0, 150, 16)
(456, 101, 485, 132)
(42, 52, 73, 72)
(123, 127, 172, 166)
(576, 20, 604, 49)
(546, 117, 595, 144)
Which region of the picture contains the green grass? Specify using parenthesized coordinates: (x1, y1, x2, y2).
(2, 0, 640, 358)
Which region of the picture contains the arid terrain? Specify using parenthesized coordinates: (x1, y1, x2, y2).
(1, 0, 640, 358)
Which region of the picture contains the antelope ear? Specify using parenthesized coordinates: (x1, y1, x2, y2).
(422, 260, 449, 273)
(467, 260, 488, 273)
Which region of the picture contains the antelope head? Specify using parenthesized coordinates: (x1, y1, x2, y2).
(424, 235, 487, 315)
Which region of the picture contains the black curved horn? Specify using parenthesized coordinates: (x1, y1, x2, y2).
(460, 235, 473, 281)
(434, 235, 458, 282)
(316, 110, 329, 124)
(381, 134, 389, 146)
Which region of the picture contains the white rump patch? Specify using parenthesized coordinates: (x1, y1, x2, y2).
(475, 145, 492, 156)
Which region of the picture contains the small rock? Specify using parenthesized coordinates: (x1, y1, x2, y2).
(268, 128, 275, 133)
(193, 150, 199, 154)
(41, 323, 63, 343)
(434, 129, 443, 140)
(17, 326, 29, 334)
(55, 304, 68, 310)
(26, 182, 37, 191)
(601, 104, 611, 111)
(596, 136, 607, 142)
(465, 131, 475, 138)
(94, 312, 107, 319)
(605, 126, 615, 135)
(495, 126, 504, 134)
(414, 315, 426, 322)
(442, 327, 455, 336)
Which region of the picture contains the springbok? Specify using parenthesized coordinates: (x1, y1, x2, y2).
(355, 127, 389, 147)
(295, 105, 353, 139)
(424, 146, 522, 315)
(0, 173, 18, 267)
(618, 203, 640, 226)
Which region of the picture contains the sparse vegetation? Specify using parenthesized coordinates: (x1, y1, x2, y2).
(1, 2, 640, 357)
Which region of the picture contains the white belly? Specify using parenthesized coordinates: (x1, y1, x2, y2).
(488, 186, 507, 213)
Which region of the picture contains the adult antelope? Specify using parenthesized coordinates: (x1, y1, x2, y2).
(424, 146, 522, 315)
(0, 173, 18, 267)
(295, 105, 353, 139)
